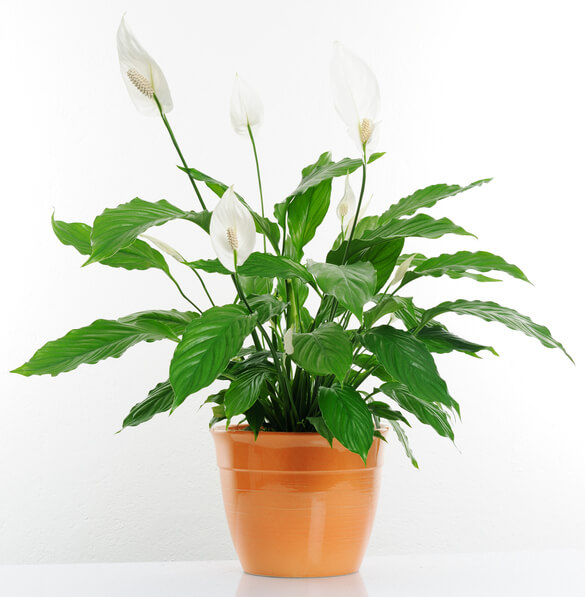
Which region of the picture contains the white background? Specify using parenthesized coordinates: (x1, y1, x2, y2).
(1, 0, 584, 565)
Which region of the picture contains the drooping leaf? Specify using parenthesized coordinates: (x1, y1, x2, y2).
(169, 305, 257, 407)
(419, 300, 573, 362)
(308, 261, 376, 320)
(367, 400, 410, 425)
(402, 251, 530, 286)
(52, 215, 170, 273)
(290, 323, 352, 382)
(244, 401, 265, 438)
(86, 199, 209, 264)
(13, 310, 197, 377)
(362, 326, 459, 413)
(417, 325, 498, 357)
(224, 368, 269, 418)
(379, 179, 491, 223)
(122, 380, 175, 429)
(308, 416, 334, 446)
(318, 385, 374, 463)
(379, 382, 455, 440)
(389, 421, 419, 468)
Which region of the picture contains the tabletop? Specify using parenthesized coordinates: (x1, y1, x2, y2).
(1, 550, 584, 596)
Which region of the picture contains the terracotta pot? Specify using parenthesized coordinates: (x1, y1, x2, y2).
(211, 426, 386, 578)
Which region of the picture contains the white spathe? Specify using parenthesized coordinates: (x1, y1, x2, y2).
(389, 255, 416, 288)
(230, 74, 264, 135)
(283, 327, 294, 355)
(140, 234, 185, 263)
(210, 187, 256, 271)
(336, 174, 357, 229)
(117, 15, 173, 116)
(330, 42, 381, 151)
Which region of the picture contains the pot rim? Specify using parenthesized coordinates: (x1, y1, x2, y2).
(209, 423, 389, 436)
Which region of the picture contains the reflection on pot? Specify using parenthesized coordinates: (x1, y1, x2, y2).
(235, 571, 368, 597)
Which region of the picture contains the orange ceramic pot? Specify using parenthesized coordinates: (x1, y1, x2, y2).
(211, 426, 386, 578)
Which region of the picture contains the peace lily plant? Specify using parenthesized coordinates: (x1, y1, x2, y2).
(13, 17, 572, 467)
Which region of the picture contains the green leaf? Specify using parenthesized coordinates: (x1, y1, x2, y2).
(245, 294, 286, 325)
(169, 305, 257, 408)
(362, 326, 459, 413)
(244, 401, 265, 438)
(389, 421, 419, 468)
(417, 325, 498, 357)
(308, 261, 376, 320)
(308, 416, 334, 446)
(380, 179, 491, 223)
(181, 167, 281, 253)
(290, 323, 352, 382)
(86, 199, 208, 265)
(224, 368, 269, 418)
(318, 385, 374, 463)
(365, 213, 475, 241)
(186, 259, 231, 275)
(363, 295, 411, 329)
(367, 400, 410, 426)
(122, 380, 175, 429)
(287, 153, 363, 198)
(13, 310, 196, 377)
(379, 382, 454, 440)
(419, 300, 573, 362)
(52, 215, 170, 273)
(239, 252, 315, 285)
(403, 251, 530, 286)
(367, 152, 386, 164)
(239, 275, 274, 296)
(287, 153, 334, 255)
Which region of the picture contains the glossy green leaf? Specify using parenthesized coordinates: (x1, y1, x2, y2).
(291, 323, 352, 382)
(402, 251, 530, 286)
(122, 380, 175, 428)
(417, 325, 497, 357)
(86, 199, 208, 265)
(13, 310, 196, 377)
(308, 416, 334, 446)
(419, 300, 573, 362)
(363, 295, 411, 329)
(379, 382, 454, 440)
(287, 153, 362, 198)
(52, 215, 170, 273)
(186, 259, 231, 275)
(379, 179, 491, 223)
(367, 152, 386, 164)
(181, 167, 280, 253)
(239, 275, 273, 296)
(244, 401, 265, 438)
(365, 213, 475, 241)
(389, 421, 419, 468)
(245, 294, 286, 325)
(224, 368, 269, 418)
(367, 400, 410, 425)
(308, 261, 376, 319)
(362, 326, 459, 413)
(169, 305, 257, 407)
(318, 385, 374, 463)
(239, 252, 314, 285)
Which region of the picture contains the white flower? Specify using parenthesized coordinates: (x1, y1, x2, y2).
(210, 186, 256, 271)
(140, 234, 185, 263)
(389, 255, 416, 287)
(330, 42, 380, 151)
(283, 327, 294, 355)
(336, 174, 356, 230)
(117, 15, 173, 116)
(230, 74, 264, 135)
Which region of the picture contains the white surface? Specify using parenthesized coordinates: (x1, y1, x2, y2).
(1, 552, 584, 597)
(1, 0, 585, 565)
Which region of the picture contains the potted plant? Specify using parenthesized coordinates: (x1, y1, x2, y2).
(12, 17, 572, 578)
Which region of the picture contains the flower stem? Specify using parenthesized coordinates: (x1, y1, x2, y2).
(167, 272, 202, 314)
(189, 268, 215, 307)
(153, 94, 207, 211)
(247, 123, 266, 252)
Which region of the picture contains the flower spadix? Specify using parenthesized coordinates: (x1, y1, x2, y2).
(117, 15, 173, 116)
(330, 42, 380, 151)
(336, 174, 356, 230)
(230, 74, 264, 135)
(210, 186, 256, 271)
